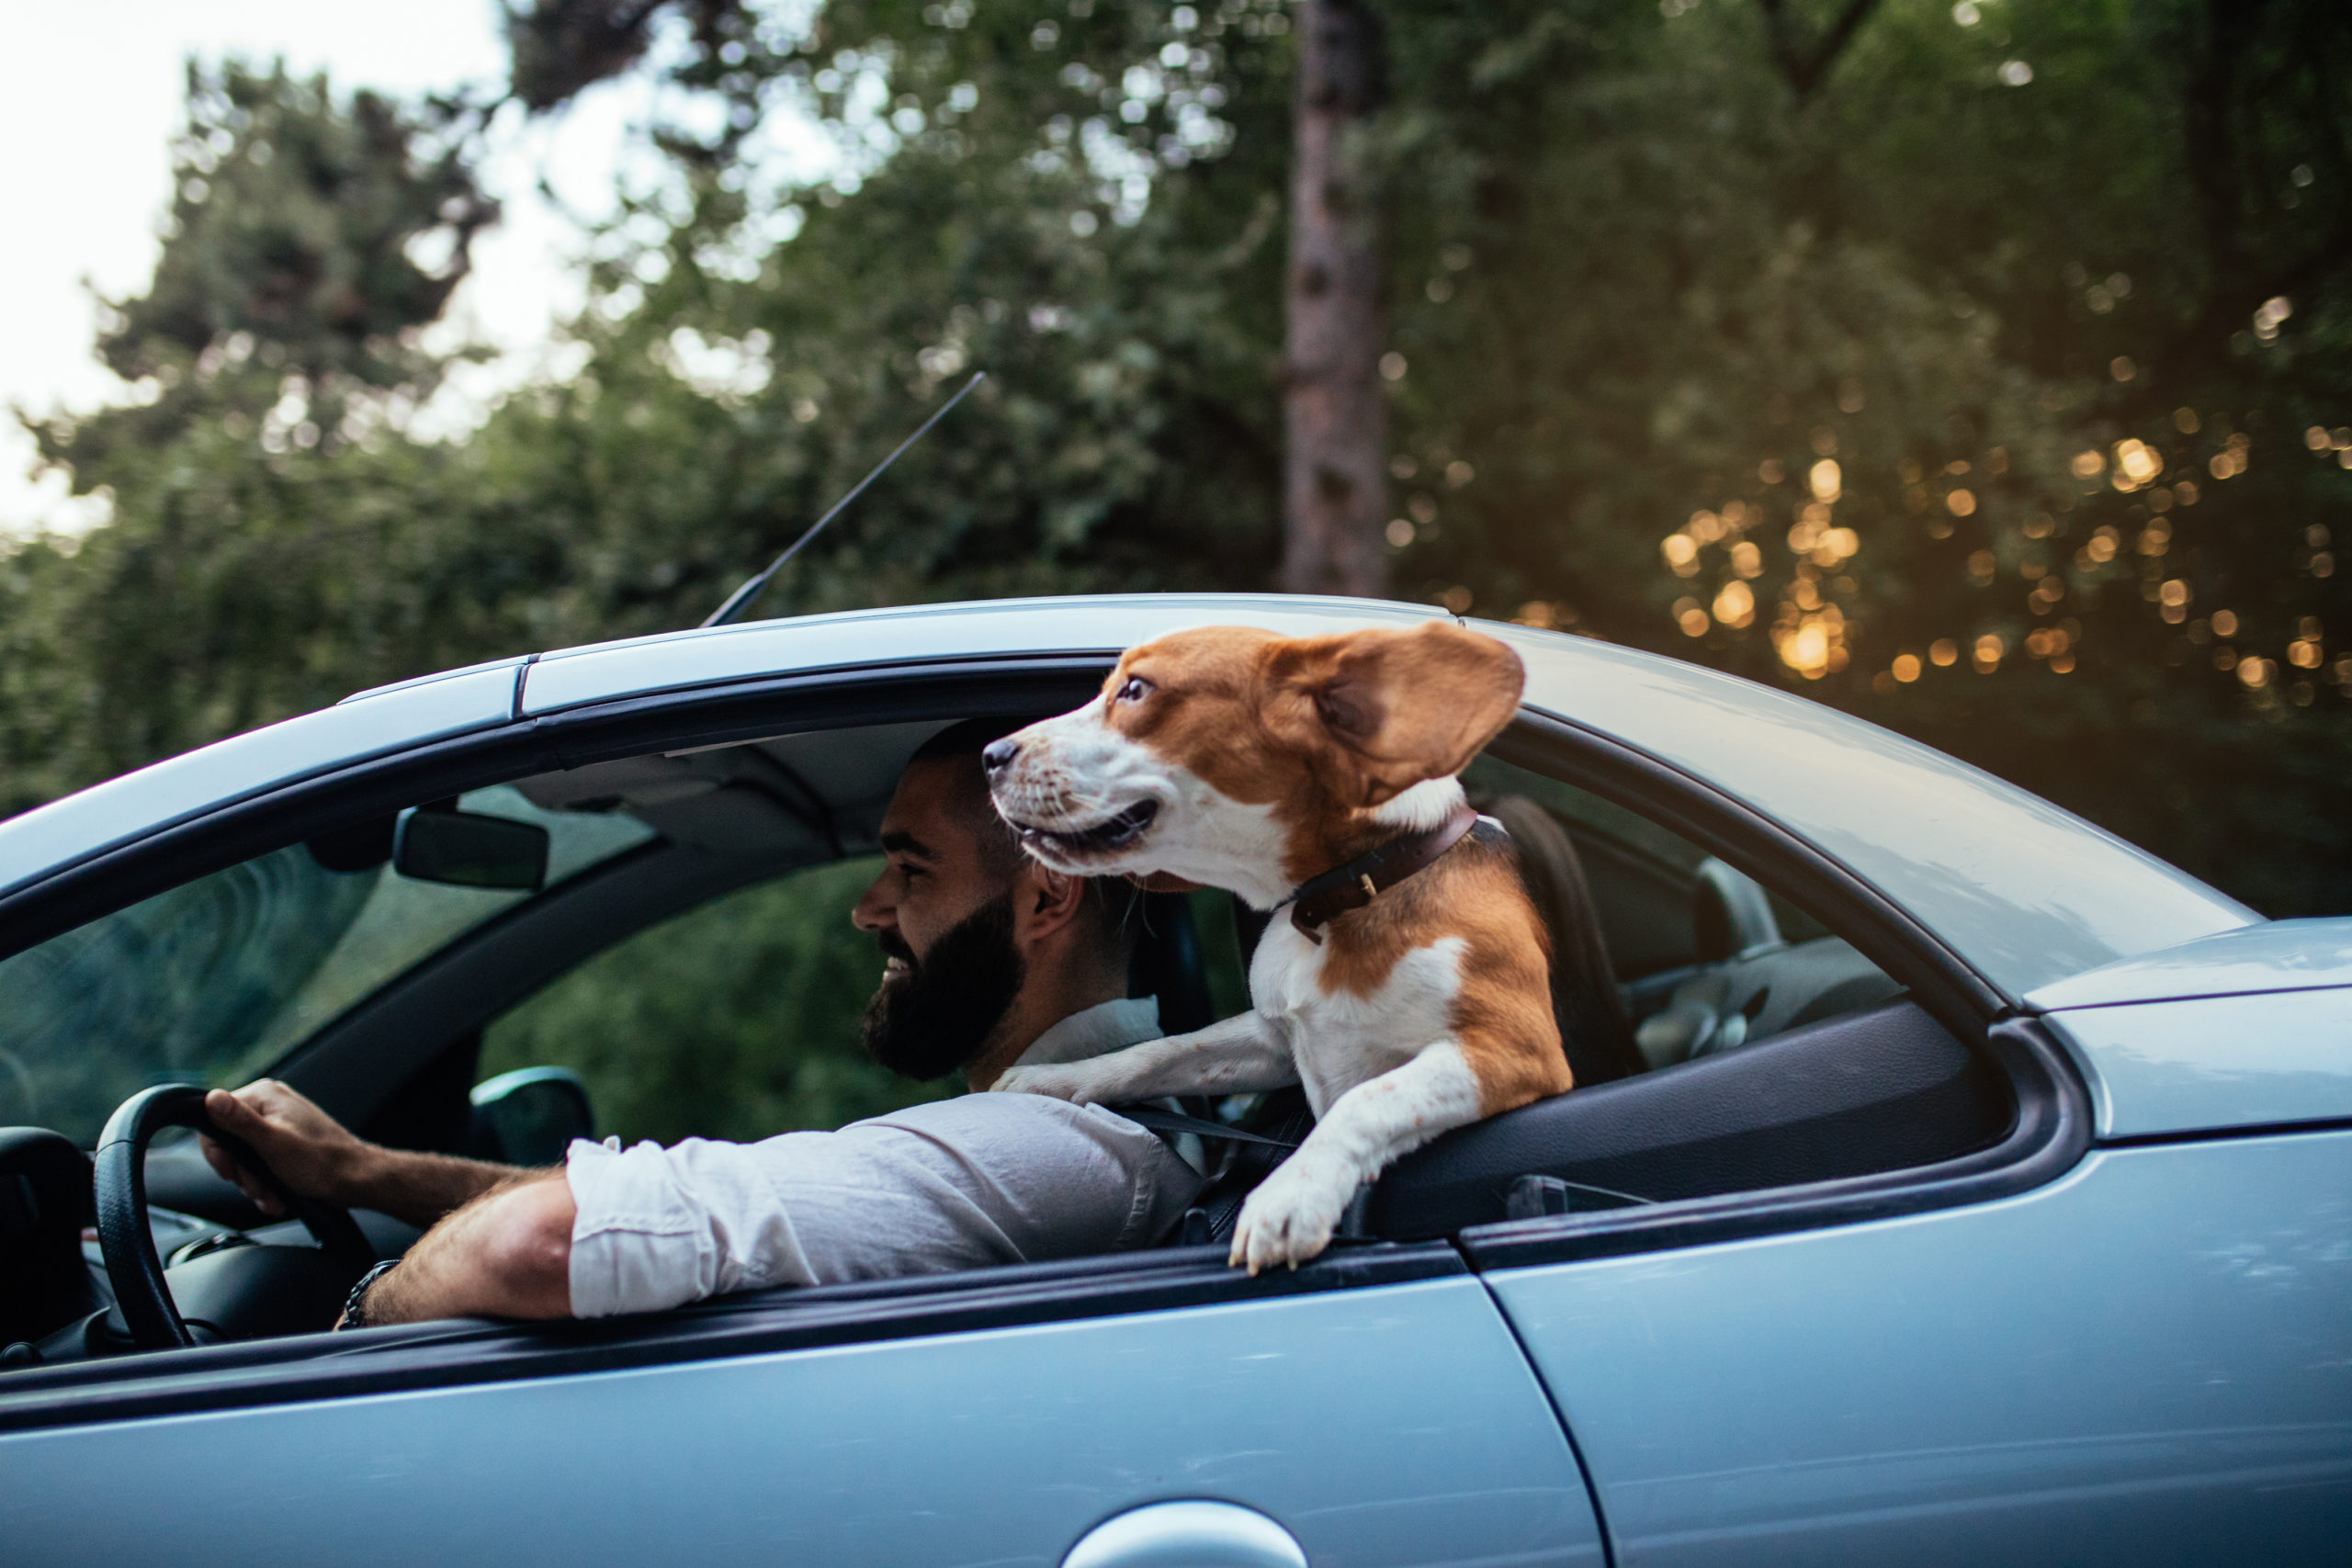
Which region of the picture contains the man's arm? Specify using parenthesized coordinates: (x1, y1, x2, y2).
(200, 1080, 519, 1231)
(354, 1170, 576, 1326)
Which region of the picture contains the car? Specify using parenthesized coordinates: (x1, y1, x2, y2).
(1, 592, 2346, 1567)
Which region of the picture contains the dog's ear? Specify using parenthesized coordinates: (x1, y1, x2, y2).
(1125, 870, 1204, 894)
(1266, 623, 1525, 807)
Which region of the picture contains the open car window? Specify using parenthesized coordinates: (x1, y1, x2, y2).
(479, 856, 956, 1144)
(0, 786, 652, 1145)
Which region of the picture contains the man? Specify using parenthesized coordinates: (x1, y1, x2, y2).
(200, 722, 1204, 1328)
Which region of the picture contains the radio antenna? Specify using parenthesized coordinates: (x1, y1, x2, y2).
(700, 370, 987, 628)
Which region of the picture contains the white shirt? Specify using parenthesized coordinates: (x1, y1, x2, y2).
(563, 998, 1201, 1318)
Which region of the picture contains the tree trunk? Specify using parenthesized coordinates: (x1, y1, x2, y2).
(1282, 0, 1387, 599)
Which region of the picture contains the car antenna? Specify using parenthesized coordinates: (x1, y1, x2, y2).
(700, 370, 987, 628)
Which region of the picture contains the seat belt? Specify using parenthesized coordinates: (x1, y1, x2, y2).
(1108, 1103, 1302, 1149)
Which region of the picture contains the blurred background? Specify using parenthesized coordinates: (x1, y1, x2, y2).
(4, 0, 2346, 929)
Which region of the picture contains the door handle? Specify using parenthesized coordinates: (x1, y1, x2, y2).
(1062, 1500, 1308, 1568)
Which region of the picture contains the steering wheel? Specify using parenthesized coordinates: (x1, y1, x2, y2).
(94, 1085, 377, 1351)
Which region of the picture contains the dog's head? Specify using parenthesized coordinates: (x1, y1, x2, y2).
(983, 622, 1524, 907)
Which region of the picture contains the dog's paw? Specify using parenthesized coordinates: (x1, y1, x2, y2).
(988, 1063, 1100, 1103)
(1228, 1161, 1350, 1275)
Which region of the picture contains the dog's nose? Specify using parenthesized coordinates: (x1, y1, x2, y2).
(981, 738, 1020, 774)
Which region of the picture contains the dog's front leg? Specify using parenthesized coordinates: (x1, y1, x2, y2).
(989, 1010, 1295, 1104)
(1229, 1041, 1485, 1274)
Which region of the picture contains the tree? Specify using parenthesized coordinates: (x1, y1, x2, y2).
(1280, 0, 1386, 596)
(9, 0, 2351, 919)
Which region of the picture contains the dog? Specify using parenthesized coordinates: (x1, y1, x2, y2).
(983, 620, 1571, 1272)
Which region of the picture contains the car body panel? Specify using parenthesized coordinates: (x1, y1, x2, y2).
(0, 594, 2256, 998)
(2026, 917, 2352, 1010)
(2022, 919, 2352, 1137)
(0, 1278, 1605, 1568)
(2045, 987, 2352, 1138)
(0, 660, 525, 900)
(1487, 1132, 2352, 1567)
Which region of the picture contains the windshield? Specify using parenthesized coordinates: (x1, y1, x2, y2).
(0, 786, 653, 1145)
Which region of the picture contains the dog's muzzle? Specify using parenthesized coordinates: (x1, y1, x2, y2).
(1011, 798, 1159, 857)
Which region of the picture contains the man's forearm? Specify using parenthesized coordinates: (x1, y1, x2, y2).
(343, 1145, 520, 1231)
(357, 1169, 576, 1326)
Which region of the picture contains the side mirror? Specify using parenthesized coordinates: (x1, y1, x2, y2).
(394, 805, 548, 891)
(469, 1067, 594, 1167)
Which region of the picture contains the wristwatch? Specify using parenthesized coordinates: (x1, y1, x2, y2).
(339, 1259, 401, 1330)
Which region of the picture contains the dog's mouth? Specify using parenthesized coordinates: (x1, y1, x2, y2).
(1012, 798, 1159, 858)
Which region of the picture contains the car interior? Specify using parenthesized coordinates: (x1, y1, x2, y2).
(0, 703, 2021, 1380)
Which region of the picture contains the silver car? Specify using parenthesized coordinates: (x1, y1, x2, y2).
(1, 593, 2346, 1566)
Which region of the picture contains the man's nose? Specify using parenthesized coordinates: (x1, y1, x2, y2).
(850, 874, 892, 932)
(981, 738, 1020, 775)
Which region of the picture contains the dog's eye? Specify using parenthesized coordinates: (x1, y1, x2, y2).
(1115, 676, 1154, 705)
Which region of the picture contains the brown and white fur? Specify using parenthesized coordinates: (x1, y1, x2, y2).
(985, 621, 1571, 1273)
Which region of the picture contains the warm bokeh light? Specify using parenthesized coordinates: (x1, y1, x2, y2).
(1929, 637, 1958, 666)
(2212, 608, 2240, 637)
(1892, 652, 1921, 682)
(1809, 458, 1841, 503)
(1946, 487, 1976, 516)
(1973, 633, 2004, 672)
(2112, 438, 2162, 490)
(1712, 580, 1755, 627)
(2071, 448, 2106, 479)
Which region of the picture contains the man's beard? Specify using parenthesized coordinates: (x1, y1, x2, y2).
(860, 893, 1026, 1080)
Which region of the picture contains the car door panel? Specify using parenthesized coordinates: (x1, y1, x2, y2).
(0, 1276, 1604, 1568)
(1487, 1133, 2352, 1567)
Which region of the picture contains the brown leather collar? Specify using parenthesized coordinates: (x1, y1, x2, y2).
(1283, 802, 1488, 942)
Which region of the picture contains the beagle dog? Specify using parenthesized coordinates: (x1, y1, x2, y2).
(984, 621, 1571, 1272)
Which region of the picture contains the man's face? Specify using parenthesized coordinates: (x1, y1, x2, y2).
(851, 757, 1025, 1079)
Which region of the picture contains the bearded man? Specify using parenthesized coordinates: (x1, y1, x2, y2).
(198, 721, 1204, 1329)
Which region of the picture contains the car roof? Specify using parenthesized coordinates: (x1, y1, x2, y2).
(0, 593, 2254, 998)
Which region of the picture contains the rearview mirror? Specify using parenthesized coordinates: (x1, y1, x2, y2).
(393, 805, 548, 891)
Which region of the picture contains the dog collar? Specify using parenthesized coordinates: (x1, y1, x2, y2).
(1283, 802, 1493, 942)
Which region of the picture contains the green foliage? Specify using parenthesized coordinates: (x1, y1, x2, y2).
(480, 858, 956, 1144)
(7, 0, 2351, 927)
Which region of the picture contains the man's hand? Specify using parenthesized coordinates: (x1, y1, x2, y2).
(200, 1078, 519, 1230)
(201, 1080, 378, 1215)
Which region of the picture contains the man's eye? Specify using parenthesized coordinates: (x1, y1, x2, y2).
(1116, 676, 1153, 705)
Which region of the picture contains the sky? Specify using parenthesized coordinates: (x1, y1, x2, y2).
(0, 1, 659, 538)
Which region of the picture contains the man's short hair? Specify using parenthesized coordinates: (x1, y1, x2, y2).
(910, 716, 1141, 952)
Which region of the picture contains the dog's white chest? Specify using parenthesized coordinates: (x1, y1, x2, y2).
(1249, 922, 1466, 1114)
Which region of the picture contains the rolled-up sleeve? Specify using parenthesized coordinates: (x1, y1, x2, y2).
(562, 1097, 1202, 1318)
(565, 1135, 818, 1318)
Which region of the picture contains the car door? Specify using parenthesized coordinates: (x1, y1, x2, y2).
(2, 1249, 1605, 1568)
(1477, 1029, 2352, 1566)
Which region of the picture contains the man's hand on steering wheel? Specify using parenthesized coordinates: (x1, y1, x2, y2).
(199, 1081, 378, 1216)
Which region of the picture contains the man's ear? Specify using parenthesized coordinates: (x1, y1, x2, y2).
(1267, 622, 1525, 807)
(1013, 863, 1089, 945)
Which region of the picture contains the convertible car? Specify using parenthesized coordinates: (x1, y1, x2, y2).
(0, 593, 2346, 1567)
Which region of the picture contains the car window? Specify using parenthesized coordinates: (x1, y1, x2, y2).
(478, 856, 957, 1145)
(0, 786, 652, 1144)
(1463, 752, 1899, 1057)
